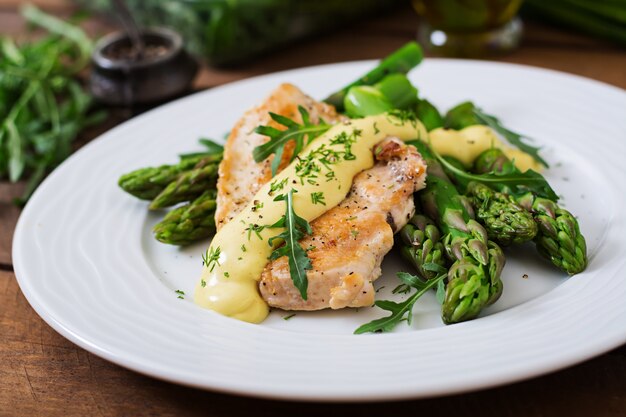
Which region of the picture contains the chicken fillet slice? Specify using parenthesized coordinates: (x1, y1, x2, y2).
(215, 83, 343, 230)
(259, 137, 427, 310)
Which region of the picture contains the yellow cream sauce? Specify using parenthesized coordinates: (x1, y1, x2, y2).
(429, 125, 542, 172)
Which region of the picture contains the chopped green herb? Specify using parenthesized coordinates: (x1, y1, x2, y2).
(245, 223, 266, 240)
(269, 178, 288, 195)
(224, 272, 230, 278)
(200, 279, 206, 288)
(310, 191, 326, 205)
(283, 313, 296, 321)
(251, 200, 264, 211)
(241, 244, 247, 252)
(391, 283, 411, 294)
(350, 229, 360, 238)
(202, 246, 221, 272)
(175, 289, 185, 299)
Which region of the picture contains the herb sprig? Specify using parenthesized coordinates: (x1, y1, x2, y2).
(268, 189, 313, 299)
(253, 106, 330, 176)
(354, 272, 445, 334)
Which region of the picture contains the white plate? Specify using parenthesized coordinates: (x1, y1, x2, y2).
(13, 60, 626, 401)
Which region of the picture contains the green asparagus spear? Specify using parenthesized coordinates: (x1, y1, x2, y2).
(118, 155, 211, 200)
(153, 191, 217, 246)
(343, 74, 418, 118)
(474, 148, 587, 274)
(414, 98, 443, 131)
(343, 86, 393, 118)
(324, 42, 423, 111)
(466, 181, 538, 246)
(149, 158, 220, 209)
(399, 214, 449, 281)
(409, 141, 505, 324)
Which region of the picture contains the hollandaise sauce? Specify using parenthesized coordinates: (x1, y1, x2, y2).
(429, 125, 542, 172)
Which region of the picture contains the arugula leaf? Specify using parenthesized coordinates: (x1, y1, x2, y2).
(354, 273, 445, 334)
(268, 189, 313, 299)
(253, 106, 331, 176)
(472, 108, 548, 168)
(436, 151, 559, 201)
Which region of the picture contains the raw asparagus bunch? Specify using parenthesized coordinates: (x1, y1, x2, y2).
(473, 149, 587, 275)
(399, 214, 448, 281)
(410, 141, 505, 324)
(153, 191, 217, 246)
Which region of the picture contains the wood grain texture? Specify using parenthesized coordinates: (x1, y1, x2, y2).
(1, 0, 625, 415)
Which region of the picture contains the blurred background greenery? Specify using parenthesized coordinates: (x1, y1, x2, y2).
(73, 0, 626, 65)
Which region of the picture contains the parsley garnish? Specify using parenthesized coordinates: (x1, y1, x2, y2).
(251, 200, 264, 212)
(245, 223, 266, 240)
(200, 279, 206, 288)
(240, 244, 247, 252)
(268, 189, 313, 300)
(283, 313, 296, 320)
(269, 178, 288, 195)
(294, 129, 360, 185)
(354, 272, 445, 334)
(175, 289, 185, 299)
(202, 246, 221, 272)
(310, 191, 326, 205)
(253, 106, 331, 176)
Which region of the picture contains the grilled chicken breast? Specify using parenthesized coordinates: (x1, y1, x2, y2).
(259, 137, 427, 311)
(215, 83, 343, 229)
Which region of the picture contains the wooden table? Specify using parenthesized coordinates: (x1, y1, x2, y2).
(1, 2, 625, 416)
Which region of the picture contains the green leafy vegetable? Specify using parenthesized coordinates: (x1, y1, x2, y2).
(1, 6, 103, 204)
(253, 106, 330, 176)
(434, 148, 558, 201)
(268, 189, 313, 299)
(355, 272, 445, 334)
